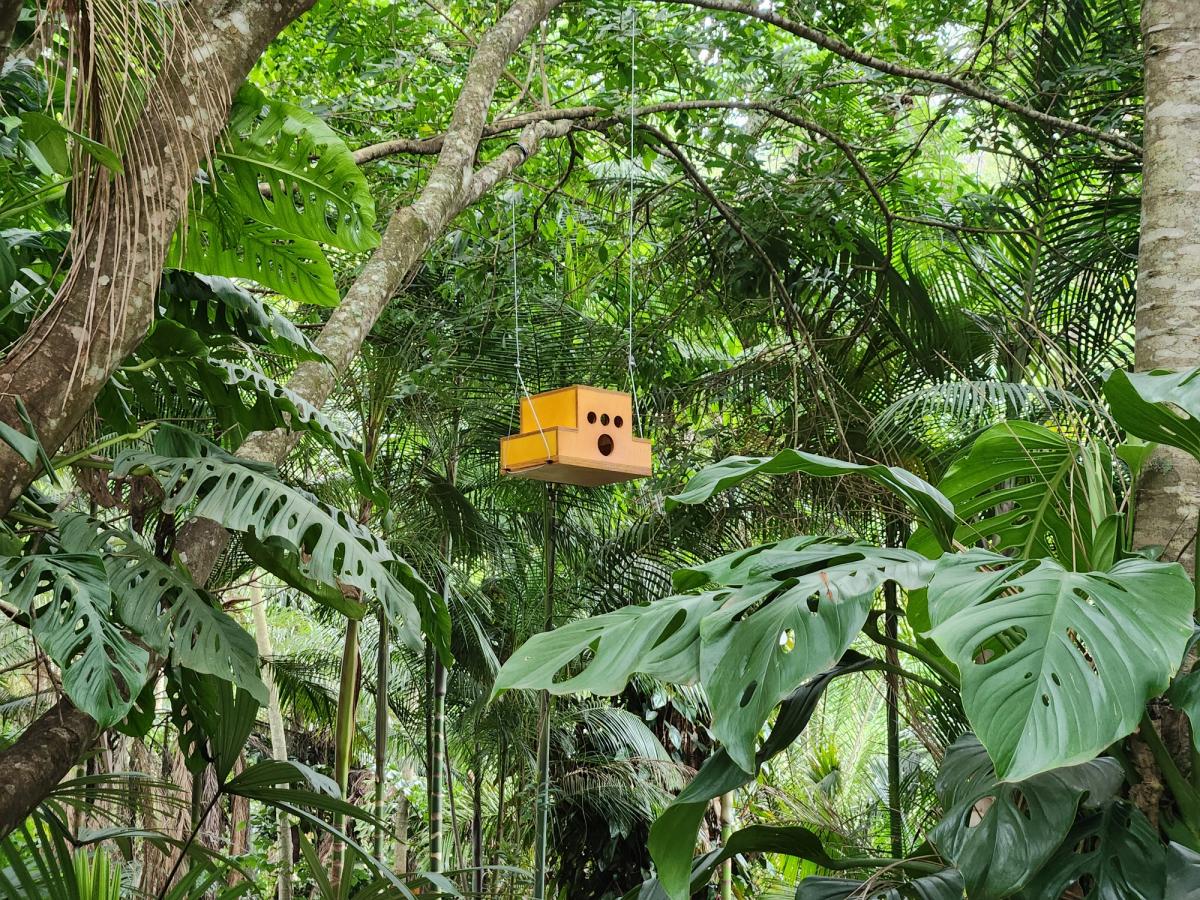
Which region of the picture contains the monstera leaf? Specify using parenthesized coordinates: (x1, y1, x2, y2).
(909, 421, 1118, 570)
(667, 449, 956, 551)
(115, 433, 445, 658)
(497, 536, 932, 773)
(648, 652, 882, 900)
(930, 734, 1121, 898)
(218, 83, 378, 253)
(171, 202, 340, 306)
(158, 271, 321, 359)
(927, 550, 1193, 781)
(1103, 367, 1200, 460)
(57, 510, 268, 702)
(0, 553, 149, 726)
(1019, 801, 1165, 899)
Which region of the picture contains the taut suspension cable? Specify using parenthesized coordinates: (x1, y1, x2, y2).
(626, 4, 643, 432)
(511, 193, 551, 458)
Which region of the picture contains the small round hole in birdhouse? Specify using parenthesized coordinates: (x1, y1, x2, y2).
(597, 434, 614, 456)
(587, 411, 597, 424)
(614, 415, 624, 428)
(601, 413, 610, 425)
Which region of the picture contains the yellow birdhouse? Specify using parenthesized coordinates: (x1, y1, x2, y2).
(500, 386, 651, 486)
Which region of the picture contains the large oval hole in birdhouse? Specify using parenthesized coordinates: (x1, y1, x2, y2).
(597, 433, 614, 456)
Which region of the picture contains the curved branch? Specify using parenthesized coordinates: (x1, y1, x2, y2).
(654, 0, 1141, 155)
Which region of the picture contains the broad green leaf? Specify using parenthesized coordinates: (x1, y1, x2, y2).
(493, 591, 713, 696)
(18, 111, 123, 173)
(630, 825, 841, 899)
(58, 512, 267, 703)
(219, 83, 379, 252)
(927, 550, 1193, 781)
(497, 537, 931, 773)
(166, 668, 260, 784)
(1019, 801, 1164, 899)
(910, 421, 1117, 570)
(1168, 669, 1200, 752)
(667, 449, 956, 551)
(648, 651, 881, 900)
(797, 871, 965, 900)
(158, 270, 322, 360)
(170, 201, 340, 306)
(929, 734, 1121, 898)
(696, 539, 932, 772)
(1167, 842, 1200, 897)
(114, 435, 443, 658)
(0, 554, 149, 726)
(1103, 368, 1200, 461)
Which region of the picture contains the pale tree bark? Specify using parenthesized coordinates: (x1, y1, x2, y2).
(0, 0, 564, 840)
(1134, 0, 1200, 571)
(0, 0, 316, 519)
(1130, 0, 1200, 826)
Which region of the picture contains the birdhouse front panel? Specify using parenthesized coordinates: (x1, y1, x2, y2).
(500, 385, 651, 486)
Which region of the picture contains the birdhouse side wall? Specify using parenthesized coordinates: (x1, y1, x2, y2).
(520, 387, 579, 433)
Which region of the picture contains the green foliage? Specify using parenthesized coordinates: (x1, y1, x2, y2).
(218, 83, 379, 253)
(929, 734, 1121, 898)
(667, 449, 957, 551)
(497, 536, 931, 774)
(647, 651, 881, 899)
(1020, 801, 1164, 899)
(0, 553, 149, 727)
(1104, 367, 1200, 461)
(909, 421, 1119, 570)
(114, 428, 446, 658)
(797, 870, 965, 900)
(168, 81, 379, 305)
(927, 550, 1193, 781)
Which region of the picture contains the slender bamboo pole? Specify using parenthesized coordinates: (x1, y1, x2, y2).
(251, 585, 293, 900)
(884, 519, 904, 858)
(331, 619, 361, 891)
(719, 791, 733, 900)
(430, 446, 458, 872)
(533, 483, 558, 900)
(374, 609, 389, 860)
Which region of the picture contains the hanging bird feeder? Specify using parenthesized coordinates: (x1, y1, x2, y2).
(500, 385, 651, 486)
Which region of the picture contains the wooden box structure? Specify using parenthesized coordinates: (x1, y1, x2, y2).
(500, 386, 651, 486)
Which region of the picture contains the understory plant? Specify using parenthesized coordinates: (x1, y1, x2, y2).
(496, 366, 1200, 899)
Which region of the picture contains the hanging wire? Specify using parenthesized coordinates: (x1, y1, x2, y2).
(512, 193, 552, 458)
(626, 4, 643, 431)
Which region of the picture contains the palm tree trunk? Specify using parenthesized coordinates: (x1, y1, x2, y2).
(1130, 0, 1200, 828)
(252, 584, 293, 900)
(533, 484, 558, 900)
(394, 761, 413, 874)
(430, 654, 447, 872)
(374, 609, 390, 861)
(472, 754, 484, 897)
(1135, 0, 1200, 570)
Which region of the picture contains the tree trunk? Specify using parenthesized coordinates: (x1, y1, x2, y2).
(1134, 0, 1200, 570)
(1130, 0, 1200, 827)
(0, 0, 317, 519)
(374, 609, 390, 861)
(252, 584, 294, 900)
(0, 0, 565, 839)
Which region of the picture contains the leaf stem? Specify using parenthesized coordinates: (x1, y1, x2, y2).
(51, 422, 157, 470)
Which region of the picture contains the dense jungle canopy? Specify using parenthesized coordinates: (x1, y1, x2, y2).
(0, 0, 1198, 897)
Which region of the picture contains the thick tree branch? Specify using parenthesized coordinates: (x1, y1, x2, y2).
(655, 0, 1141, 155)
